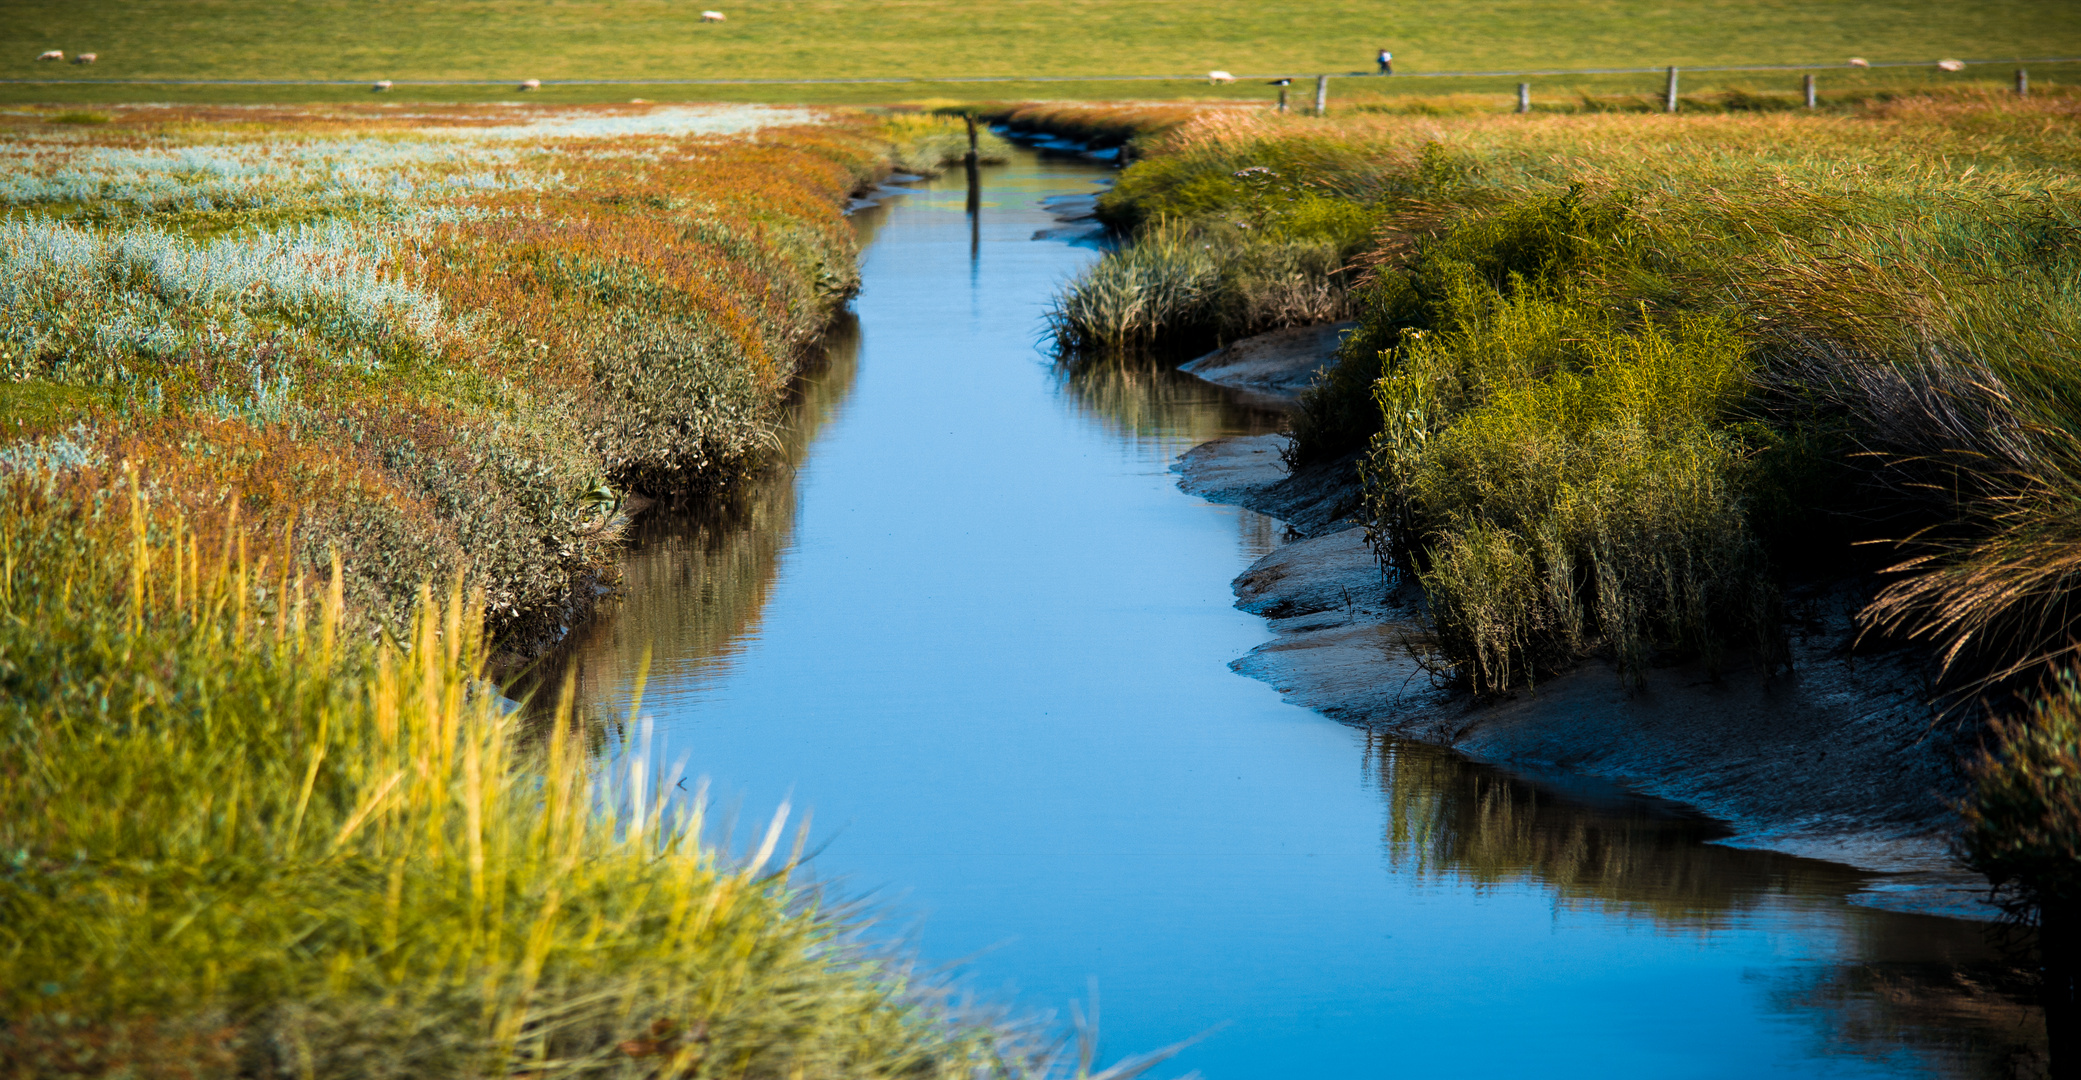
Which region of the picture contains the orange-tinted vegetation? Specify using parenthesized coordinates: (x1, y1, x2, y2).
(1, 103, 902, 652)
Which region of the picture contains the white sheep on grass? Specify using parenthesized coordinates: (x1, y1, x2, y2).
(36, 50, 62, 62)
(519, 78, 541, 90)
(701, 10, 725, 21)
(72, 53, 97, 64)
(1207, 70, 1235, 84)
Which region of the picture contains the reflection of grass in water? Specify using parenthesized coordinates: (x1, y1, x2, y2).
(1774, 949, 2049, 1077)
(1054, 353, 1286, 451)
(1368, 733, 2048, 1072)
(1371, 732, 1867, 917)
(524, 319, 863, 721)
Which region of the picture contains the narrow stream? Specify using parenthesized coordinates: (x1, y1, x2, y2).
(540, 148, 2043, 1079)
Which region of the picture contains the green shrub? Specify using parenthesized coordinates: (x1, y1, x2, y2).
(1291, 186, 1635, 466)
(1365, 285, 1771, 690)
(1962, 673, 2081, 915)
(1959, 674, 2081, 1068)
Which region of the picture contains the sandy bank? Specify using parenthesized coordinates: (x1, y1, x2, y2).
(1175, 326, 1996, 921)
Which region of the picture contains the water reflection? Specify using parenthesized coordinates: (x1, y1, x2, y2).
(966, 154, 981, 261)
(527, 317, 862, 718)
(1373, 734, 2047, 1075)
(1053, 353, 1286, 450)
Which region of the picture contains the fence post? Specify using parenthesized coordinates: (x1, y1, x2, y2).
(1517, 82, 1531, 113)
(964, 114, 978, 163)
(1314, 74, 1329, 115)
(2017, 68, 2030, 97)
(1277, 86, 1289, 112)
(1803, 73, 1816, 108)
(1665, 66, 1679, 112)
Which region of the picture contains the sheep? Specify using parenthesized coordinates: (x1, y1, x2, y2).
(701, 10, 725, 21)
(36, 50, 62, 62)
(1207, 70, 1235, 84)
(1937, 59, 1965, 72)
(519, 78, 541, 90)
(373, 79, 394, 92)
(1847, 57, 1870, 68)
(72, 53, 96, 64)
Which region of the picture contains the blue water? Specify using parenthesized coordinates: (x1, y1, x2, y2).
(546, 149, 2039, 1079)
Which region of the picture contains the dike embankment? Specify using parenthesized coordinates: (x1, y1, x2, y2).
(1174, 324, 1994, 921)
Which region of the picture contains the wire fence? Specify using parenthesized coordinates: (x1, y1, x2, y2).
(4, 55, 2079, 88)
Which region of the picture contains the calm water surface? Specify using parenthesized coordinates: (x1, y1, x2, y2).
(542, 149, 2044, 1079)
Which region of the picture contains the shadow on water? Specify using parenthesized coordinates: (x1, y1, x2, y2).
(1373, 735, 2049, 1076)
(520, 315, 864, 720)
(518, 147, 2047, 1079)
(1052, 353, 1286, 448)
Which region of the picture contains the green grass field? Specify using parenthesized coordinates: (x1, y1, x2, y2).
(4, 0, 2080, 104)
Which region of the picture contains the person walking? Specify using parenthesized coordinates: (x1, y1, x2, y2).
(1377, 48, 1393, 74)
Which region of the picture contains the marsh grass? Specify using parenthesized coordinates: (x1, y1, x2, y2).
(1044, 88, 2081, 693)
(0, 105, 930, 650)
(0, 486, 1047, 1078)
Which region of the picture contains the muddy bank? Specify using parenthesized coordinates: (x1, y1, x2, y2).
(1175, 327, 1996, 921)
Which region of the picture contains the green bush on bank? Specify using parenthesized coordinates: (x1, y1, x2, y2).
(1336, 189, 1772, 689)
(1372, 302, 1771, 690)
(1959, 671, 2081, 1066)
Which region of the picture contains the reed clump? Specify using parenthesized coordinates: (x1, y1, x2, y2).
(1046, 145, 1385, 357)
(1347, 189, 1774, 690)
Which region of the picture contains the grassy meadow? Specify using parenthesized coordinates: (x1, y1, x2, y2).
(0, 102, 1072, 1076)
(4, 0, 2081, 106)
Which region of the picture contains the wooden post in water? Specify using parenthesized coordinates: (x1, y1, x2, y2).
(2017, 68, 2030, 97)
(1803, 73, 1816, 108)
(1664, 66, 1680, 112)
(964, 115, 981, 260)
(1517, 82, 1531, 113)
(1314, 74, 1329, 116)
